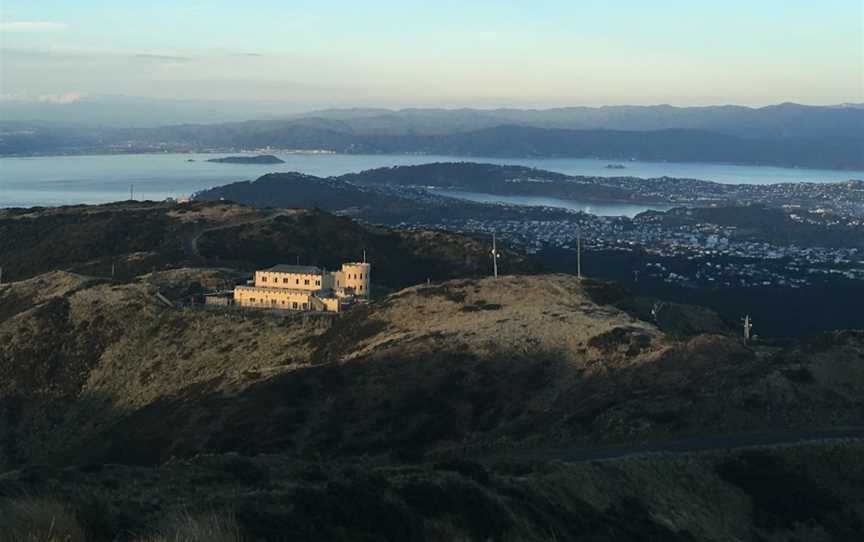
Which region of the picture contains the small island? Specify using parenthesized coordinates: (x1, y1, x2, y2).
(206, 154, 285, 164)
(605, 164, 627, 169)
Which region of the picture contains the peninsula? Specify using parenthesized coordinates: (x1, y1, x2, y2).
(205, 154, 285, 164)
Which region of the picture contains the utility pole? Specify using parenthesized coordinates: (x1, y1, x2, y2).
(651, 301, 665, 323)
(742, 315, 753, 343)
(491, 233, 500, 278)
(577, 229, 582, 280)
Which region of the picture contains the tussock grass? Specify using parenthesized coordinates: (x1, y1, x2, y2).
(0, 497, 86, 542)
(138, 512, 244, 542)
(0, 498, 243, 542)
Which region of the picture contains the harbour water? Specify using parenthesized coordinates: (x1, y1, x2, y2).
(429, 189, 671, 217)
(1, 152, 861, 210)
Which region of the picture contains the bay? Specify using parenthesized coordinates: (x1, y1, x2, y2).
(1, 152, 861, 210)
(429, 189, 671, 217)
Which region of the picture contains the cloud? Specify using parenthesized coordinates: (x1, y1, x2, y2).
(37, 92, 85, 104)
(0, 92, 85, 103)
(0, 21, 68, 32)
(135, 53, 192, 62)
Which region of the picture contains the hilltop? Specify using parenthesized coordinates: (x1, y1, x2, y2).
(3, 270, 863, 469)
(2, 268, 864, 539)
(0, 201, 537, 288)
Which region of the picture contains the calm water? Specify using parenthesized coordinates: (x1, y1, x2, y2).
(430, 190, 671, 217)
(1, 152, 861, 210)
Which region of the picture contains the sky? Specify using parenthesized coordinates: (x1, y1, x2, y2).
(1, 0, 862, 109)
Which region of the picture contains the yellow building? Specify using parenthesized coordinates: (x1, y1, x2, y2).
(233, 262, 371, 313)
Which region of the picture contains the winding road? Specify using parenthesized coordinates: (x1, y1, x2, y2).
(181, 210, 292, 259)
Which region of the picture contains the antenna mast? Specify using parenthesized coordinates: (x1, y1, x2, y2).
(491, 234, 499, 278)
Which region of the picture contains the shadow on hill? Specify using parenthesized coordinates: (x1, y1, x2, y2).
(0, 391, 129, 471)
(68, 341, 581, 467)
(579, 278, 733, 338)
(62, 326, 864, 470)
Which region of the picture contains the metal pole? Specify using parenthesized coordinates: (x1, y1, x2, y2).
(492, 234, 499, 278)
(577, 229, 582, 280)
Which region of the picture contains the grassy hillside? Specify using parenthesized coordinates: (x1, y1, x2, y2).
(2, 268, 864, 540)
(0, 202, 533, 289)
(196, 210, 538, 289)
(2, 440, 863, 541)
(2, 270, 862, 472)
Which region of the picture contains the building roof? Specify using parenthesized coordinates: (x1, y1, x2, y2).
(265, 264, 323, 275)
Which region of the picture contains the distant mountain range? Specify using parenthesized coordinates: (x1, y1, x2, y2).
(2, 101, 862, 169)
(297, 102, 864, 140)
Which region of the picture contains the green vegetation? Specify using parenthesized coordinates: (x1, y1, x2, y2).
(3, 441, 864, 541)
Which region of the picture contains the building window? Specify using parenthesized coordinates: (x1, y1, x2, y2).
(359, 285, 363, 291)
(261, 276, 267, 282)
(292, 302, 298, 309)
(296, 279, 300, 285)
(304, 279, 310, 285)
(302, 303, 308, 310)
(283, 278, 289, 284)
(315, 280, 320, 286)
(250, 298, 256, 302)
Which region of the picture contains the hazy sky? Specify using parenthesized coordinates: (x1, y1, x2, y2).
(1, 0, 862, 108)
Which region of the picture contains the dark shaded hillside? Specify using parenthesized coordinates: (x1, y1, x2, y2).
(339, 161, 638, 202)
(0, 202, 187, 281)
(196, 210, 538, 289)
(3, 271, 862, 472)
(0, 202, 535, 289)
(192, 170, 588, 224)
(6, 440, 864, 541)
(338, 162, 570, 189)
(2, 271, 864, 540)
(193, 172, 406, 211)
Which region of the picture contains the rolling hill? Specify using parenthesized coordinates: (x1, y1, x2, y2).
(1, 268, 864, 539)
